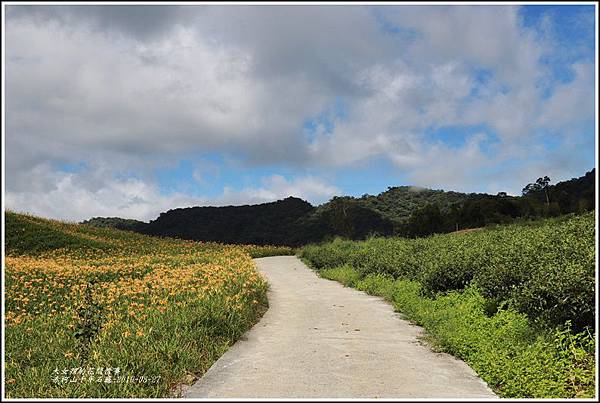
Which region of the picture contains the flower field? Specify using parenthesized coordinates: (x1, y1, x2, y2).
(4, 211, 292, 398)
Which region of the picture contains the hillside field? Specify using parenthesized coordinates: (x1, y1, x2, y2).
(300, 212, 596, 398)
(4, 211, 293, 398)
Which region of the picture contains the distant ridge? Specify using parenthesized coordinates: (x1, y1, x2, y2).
(143, 197, 314, 245)
(81, 168, 595, 245)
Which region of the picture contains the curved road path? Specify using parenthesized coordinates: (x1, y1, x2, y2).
(185, 256, 496, 398)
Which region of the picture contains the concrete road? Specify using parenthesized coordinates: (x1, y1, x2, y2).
(185, 256, 496, 398)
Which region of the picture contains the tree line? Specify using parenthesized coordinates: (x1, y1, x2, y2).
(82, 168, 595, 245)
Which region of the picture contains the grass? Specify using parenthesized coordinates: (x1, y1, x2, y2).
(301, 213, 596, 398)
(4, 211, 291, 398)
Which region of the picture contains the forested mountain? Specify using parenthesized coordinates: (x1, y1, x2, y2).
(357, 186, 473, 222)
(142, 197, 314, 245)
(82, 168, 596, 245)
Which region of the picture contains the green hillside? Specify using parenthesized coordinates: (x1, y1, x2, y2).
(357, 186, 472, 222)
(5, 212, 112, 256)
(80, 168, 595, 246)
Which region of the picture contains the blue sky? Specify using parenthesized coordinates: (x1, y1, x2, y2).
(5, 4, 597, 221)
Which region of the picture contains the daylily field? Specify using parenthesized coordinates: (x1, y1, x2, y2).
(4, 211, 293, 398)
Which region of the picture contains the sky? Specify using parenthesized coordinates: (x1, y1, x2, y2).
(3, 3, 597, 222)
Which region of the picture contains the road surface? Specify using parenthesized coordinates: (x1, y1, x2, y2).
(184, 256, 496, 398)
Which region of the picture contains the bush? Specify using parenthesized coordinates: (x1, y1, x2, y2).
(301, 213, 597, 398)
(356, 273, 396, 300)
(474, 213, 595, 331)
(299, 238, 358, 270)
(301, 212, 596, 330)
(311, 266, 596, 398)
(319, 265, 362, 288)
(351, 237, 421, 279)
(390, 281, 596, 398)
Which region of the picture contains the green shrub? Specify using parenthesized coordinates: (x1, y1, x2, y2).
(319, 265, 362, 288)
(417, 235, 479, 296)
(299, 238, 358, 270)
(350, 238, 417, 278)
(300, 213, 597, 398)
(311, 268, 596, 398)
(473, 213, 595, 331)
(301, 212, 596, 330)
(356, 273, 396, 300)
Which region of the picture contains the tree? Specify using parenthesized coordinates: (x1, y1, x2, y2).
(536, 176, 551, 207)
(522, 183, 535, 196)
(407, 203, 445, 237)
(328, 197, 355, 238)
(522, 176, 551, 207)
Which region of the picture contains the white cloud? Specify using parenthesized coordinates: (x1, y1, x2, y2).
(380, 6, 544, 87)
(7, 4, 560, 171)
(402, 133, 497, 193)
(538, 62, 595, 131)
(4, 5, 595, 220)
(5, 163, 340, 222)
(6, 169, 195, 222)
(219, 175, 341, 206)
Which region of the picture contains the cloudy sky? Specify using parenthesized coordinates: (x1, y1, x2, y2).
(4, 4, 596, 222)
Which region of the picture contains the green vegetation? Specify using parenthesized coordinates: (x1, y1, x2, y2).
(81, 217, 148, 232)
(83, 168, 595, 246)
(300, 212, 596, 398)
(4, 211, 291, 398)
(394, 169, 595, 238)
(358, 186, 469, 222)
(142, 197, 315, 245)
(6, 212, 112, 256)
